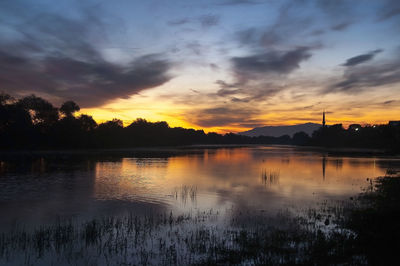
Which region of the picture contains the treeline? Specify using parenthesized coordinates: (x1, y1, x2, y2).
(1, 93, 399, 152)
(0, 93, 292, 149)
(309, 123, 400, 152)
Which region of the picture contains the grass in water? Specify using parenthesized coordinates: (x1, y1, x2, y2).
(0, 175, 399, 265)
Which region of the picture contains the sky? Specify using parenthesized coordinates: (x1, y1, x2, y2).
(0, 0, 400, 133)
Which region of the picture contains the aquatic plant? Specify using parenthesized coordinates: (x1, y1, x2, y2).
(1, 175, 399, 265)
(261, 169, 280, 186)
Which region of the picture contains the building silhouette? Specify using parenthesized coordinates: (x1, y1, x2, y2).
(389, 121, 400, 126)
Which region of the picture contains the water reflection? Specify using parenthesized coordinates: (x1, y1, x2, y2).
(0, 146, 399, 230)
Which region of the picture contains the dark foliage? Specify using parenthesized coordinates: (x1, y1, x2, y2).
(0, 94, 295, 149)
(0, 93, 399, 152)
(310, 123, 400, 152)
(345, 176, 400, 265)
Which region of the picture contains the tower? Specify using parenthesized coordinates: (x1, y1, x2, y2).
(322, 111, 326, 128)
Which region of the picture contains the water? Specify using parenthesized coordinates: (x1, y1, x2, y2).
(0, 145, 399, 230)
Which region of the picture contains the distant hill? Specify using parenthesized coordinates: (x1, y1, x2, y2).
(239, 123, 321, 137)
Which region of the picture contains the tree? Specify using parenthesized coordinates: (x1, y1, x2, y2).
(292, 131, 310, 146)
(0, 93, 14, 106)
(0, 93, 32, 148)
(60, 101, 80, 117)
(78, 114, 97, 131)
(18, 95, 59, 125)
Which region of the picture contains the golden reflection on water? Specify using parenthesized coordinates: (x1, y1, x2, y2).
(93, 147, 393, 213)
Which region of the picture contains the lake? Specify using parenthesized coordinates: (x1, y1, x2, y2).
(1, 145, 398, 231)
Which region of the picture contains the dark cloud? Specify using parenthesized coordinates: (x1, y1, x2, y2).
(234, 1, 345, 50)
(383, 100, 397, 105)
(341, 49, 383, 67)
(231, 97, 250, 103)
(315, 0, 355, 18)
(186, 41, 204, 55)
(234, 0, 359, 50)
(310, 29, 325, 36)
(378, 0, 400, 21)
(0, 51, 171, 107)
(217, 87, 241, 97)
(232, 47, 312, 77)
(188, 106, 261, 127)
(167, 18, 191, 26)
(215, 80, 238, 90)
(331, 21, 352, 31)
(214, 79, 281, 103)
(0, 3, 172, 107)
(218, 0, 261, 6)
(260, 3, 314, 47)
(199, 15, 220, 28)
(329, 58, 400, 93)
(236, 28, 259, 46)
(209, 47, 314, 105)
(209, 63, 220, 71)
(308, 0, 359, 34)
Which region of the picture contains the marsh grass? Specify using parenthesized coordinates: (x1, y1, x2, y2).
(0, 209, 362, 265)
(173, 185, 197, 205)
(1, 175, 399, 265)
(261, 169, 280, 186)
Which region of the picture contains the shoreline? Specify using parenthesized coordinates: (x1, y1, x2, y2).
(0, 144, 398, 160)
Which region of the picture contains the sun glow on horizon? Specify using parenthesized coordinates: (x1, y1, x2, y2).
(81, 103, 400, 134)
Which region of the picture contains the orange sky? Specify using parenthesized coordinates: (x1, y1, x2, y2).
(80, 83, 400, 134)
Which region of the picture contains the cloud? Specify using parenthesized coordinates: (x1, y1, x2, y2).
(260, 3, 314, 47)
(0, 51, 172, 107)
(0, 3, 172, 107)
(341, 49, 383, 67)
(215, 80, 239, 90)
(329, 58, 400, 92)
(378, 0, 400, 21)
(188, 106, 262, 127)
(217, 87, 241, 97)
(199, 14, 220, 28)
(186, 41, 204, 55)
(232, 47, 312, 77)
(218, 0, 261, 6)
(383, 100, 397, 105)
(232, 0, 362, 54)
(236, 28, 259, 47)
(234, 1, 339, 49)
(310, 29, 325, 36)
(208, 46, 315, 106)
(214, 79, 282, 103)
(167, 18, 191, 26)
(331, 21, 352, 31)
(315, 0, 356, 18)
(209, 63, 220, 71)
(245, 0, 359, 48)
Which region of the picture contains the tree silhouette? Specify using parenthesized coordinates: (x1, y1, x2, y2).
(292, 131, 310, 145)
(0, 93, 14, 105)
(78, 114, 97, 131)
(60, 101, 80, 117)
(18, 95, 59, 125)
(0, 94, 399, 152)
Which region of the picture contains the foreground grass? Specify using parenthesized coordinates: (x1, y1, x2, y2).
(0, 211, 358, 265)
(343, 175, 400, 265)
(1, 175, 399, 265)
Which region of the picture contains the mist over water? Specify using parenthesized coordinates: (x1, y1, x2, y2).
(0, 146, 398, 230)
